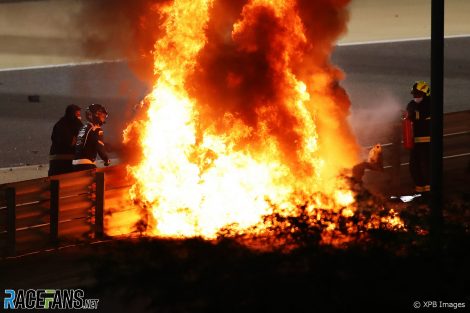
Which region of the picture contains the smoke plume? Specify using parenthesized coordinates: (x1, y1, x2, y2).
(187, 0, 358, 175)
(78, 0, 359, 175)
(75, 0, 169, 83)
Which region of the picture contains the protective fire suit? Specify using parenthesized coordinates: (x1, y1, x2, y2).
(48, 105, 83, 176)
(72, 123, 110, 171)
(406, 96, 431, 192)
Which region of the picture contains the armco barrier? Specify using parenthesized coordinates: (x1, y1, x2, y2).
(1, 111, 469, 257)
(0, 165, 137, 257)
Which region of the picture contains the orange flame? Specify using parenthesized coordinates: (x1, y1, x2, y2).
(121, 0, 403, 242)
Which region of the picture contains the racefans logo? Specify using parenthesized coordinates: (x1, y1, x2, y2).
(3, 289, 99, 310)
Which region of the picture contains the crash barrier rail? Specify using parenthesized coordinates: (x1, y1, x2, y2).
(0, 165, 136, 257)
(361, 110, 470, 191)
(1, 110, 469, 257)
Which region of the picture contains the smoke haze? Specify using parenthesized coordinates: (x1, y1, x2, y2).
(348, 92, 403, 148)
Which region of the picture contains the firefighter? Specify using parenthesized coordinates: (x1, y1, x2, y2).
(48, 104, 83, 176)
(72, 104, 111, 171)
(406, 81, 431, 194)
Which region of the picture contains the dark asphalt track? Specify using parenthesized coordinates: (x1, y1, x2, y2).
(0, 37, 469, 167)
(0, 61, 150, 167)
(334, 37, 470, 113)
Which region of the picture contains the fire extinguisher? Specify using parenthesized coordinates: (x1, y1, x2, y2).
(402, 111, 414, 149)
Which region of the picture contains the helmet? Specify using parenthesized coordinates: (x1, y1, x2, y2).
(65, 104, 81, 119)
(85, 103, 108, 125)
(411, 81, 430, 97)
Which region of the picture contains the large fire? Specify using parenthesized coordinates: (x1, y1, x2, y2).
(121, 0, 404, 242)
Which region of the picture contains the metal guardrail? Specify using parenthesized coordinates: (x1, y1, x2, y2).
(357, 110, 470, 193)
(362, 110, 470, 167)
(1, 111, 469, 257)
(0, 165, 135, 257)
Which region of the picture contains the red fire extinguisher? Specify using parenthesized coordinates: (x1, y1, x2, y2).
(402, 111, 414, 149)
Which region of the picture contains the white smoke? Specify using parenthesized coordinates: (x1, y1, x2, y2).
(348, 91, 403, 158)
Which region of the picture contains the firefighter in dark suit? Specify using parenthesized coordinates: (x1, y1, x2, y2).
(406, 81, 431, 194)
(72, 104, 111, 171)
(48, 104, 83, 176)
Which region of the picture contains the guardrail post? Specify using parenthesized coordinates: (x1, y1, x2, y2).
(6, 187, 16, 256)
(95, 172, 105, 239)
(50, 179, 60, 245)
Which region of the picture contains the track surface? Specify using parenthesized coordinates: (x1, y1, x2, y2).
(0, 37, 469, 167)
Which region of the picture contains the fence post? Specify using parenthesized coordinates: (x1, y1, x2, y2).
(6, 187, 16, 256)
(95, 172, 105, 239)
(50, 179, 60, 245)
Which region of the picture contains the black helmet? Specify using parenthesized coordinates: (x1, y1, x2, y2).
(65, 104, 81, 119)
(86, 103, 108, 125)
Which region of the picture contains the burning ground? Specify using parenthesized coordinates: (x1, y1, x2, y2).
(87, 204, 470, 312)
(93, 0, 411, 244)
(2, 197, 469, 312)
(72, 0, 464, 259)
